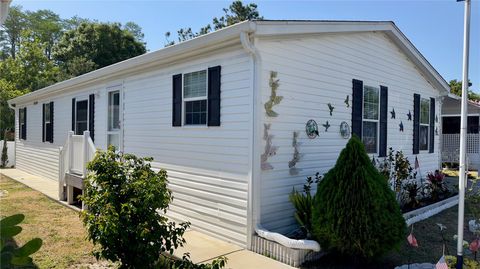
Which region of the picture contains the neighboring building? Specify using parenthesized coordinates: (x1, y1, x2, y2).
(8, 20, 449, 248)
(441, 93, 480, 169)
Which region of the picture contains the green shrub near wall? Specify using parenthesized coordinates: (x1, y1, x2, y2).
(312, 135, 406, 262)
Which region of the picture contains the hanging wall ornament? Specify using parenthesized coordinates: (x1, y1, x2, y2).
(339, 121, 351, 139)
(305, 119, 319, 139)
(435, 115, 438, 123)
(264, 71, 283, 117)
(399, 121, 404, 132)
(328, 103, 335, 116)
(344, 95, 350, 108)
(407, 110, 412, 121)
(435, 127, 439, 136)
(261, 123, 278, 170)
(390, 108, 396, 119)
(322, 121, 330, 132)
(288, 131, 302, 176)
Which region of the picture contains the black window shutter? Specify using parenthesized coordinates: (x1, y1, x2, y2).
(379, 86, 388, 157)
(89, 94, 95, 142)
(207, 66, 221, 126)
(71, 98, 76, 132)
(413, 94, 420, 154)
(49, 101, 54, 143)
(23, 107, 27, 140)
(172, 74, 182, 127)
(42, 104, 46, 142)
(429, 97, 435, 153)
(352, 79, 363, 138)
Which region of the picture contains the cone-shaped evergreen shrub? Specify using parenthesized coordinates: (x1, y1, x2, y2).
(312, 135, 406, 261)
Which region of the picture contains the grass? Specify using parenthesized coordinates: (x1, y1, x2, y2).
(0, 175, 103, 269)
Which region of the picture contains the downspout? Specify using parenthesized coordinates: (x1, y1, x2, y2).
(240, 31, 320, 252)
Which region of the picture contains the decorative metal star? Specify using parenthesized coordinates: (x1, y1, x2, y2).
(390, 108, 396, 119)
(399, 121, 404, 132)
(328, 103, 334, 116)
(322, 121, 330, 132)
(407, 110, 412, 121)
(344, 95, 350, 108)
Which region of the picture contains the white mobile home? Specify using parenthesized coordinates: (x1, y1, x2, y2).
(8, 20, 450, 249)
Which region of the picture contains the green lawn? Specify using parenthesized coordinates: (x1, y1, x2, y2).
(0, 175, 112, 269)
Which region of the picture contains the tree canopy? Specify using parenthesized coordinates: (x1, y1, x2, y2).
(165, 0, 262, 46)
(449, 79, 479, 101)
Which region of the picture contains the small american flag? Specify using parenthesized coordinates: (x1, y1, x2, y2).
(435, 255, 448, 269)
(407, 233, 418, 247)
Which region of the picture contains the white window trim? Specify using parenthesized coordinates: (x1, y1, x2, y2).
(43, 103, 52, 142)
(74, 98, 89, 136)
(362, 85, 380, 154)
(182, 70, 208, 126)
(419, 98, 430, 151)
(106, 86, 124, 151)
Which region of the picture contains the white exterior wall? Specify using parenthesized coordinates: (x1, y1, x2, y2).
(14, 44, 253, 247)
(14, 86, 106, 182)
(121, 45, 252, 246)
(256, 32, 442, 233)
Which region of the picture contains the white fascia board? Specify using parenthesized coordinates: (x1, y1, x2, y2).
(9, 21, 256, 106)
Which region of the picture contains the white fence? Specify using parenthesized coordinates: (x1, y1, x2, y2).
(442, 133, 480, 169)
(0, 140, 15, 167)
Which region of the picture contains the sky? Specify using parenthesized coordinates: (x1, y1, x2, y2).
(13, 0, 480, 92)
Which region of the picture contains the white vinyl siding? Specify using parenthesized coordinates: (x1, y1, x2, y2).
(256, 32, 442, 233)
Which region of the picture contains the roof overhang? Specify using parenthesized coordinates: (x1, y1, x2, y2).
(9, 20, 450, 106)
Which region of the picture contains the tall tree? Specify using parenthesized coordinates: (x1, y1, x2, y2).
(53, 22, 146, 76)
(0, 5, 27, 59)
(165, 0, 262, 46)
(449, 79, 479, 101)
(0, 30, 60, 91)
(0, 79, 26, 138)
(124, 22, 144, 43)
(26, 9, 63, 60)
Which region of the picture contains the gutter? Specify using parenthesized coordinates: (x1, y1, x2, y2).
(240, 30, 320, 252)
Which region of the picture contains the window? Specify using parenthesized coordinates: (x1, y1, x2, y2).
(43, 102, 53, 143)
(419, 98, 430, 151)
(75, 100, 88, 135)
(107, 90, 121, 149)
(19, 108, 26, 140)
(183, 70, 207, 125)
(362, 86, 379, 154)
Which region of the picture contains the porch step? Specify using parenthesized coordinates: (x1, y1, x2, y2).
(65, 172, 84, 190)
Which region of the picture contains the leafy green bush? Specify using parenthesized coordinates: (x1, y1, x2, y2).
(1, 214, 43, 268)
(312, 135, 406, 261)
(81, 147, 225, 269)
(289, 173, 322, 238)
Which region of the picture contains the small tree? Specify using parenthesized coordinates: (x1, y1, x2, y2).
(312, 135, 406, 262)
(81, 147, 226, 269)
(1, 132, 8, 168)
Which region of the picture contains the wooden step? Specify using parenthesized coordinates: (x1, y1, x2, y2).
(65, 172, 84, 190)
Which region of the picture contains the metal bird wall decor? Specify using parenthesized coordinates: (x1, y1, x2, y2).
(344, 95, 350, 108)
(264, 71, 283, 117)
(328, 103, 334, 116)
(261, 123, 278, 170)
(323, 121, 330, 132)
(288, 131, 302, 175)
